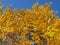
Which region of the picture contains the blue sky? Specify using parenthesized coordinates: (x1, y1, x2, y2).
(1, 0, 60, 17)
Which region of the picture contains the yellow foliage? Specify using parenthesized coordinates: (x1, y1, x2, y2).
(0, 1, 60, 45)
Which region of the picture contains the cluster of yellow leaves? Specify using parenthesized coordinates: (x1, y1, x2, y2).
(0, 2, 60, 45)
